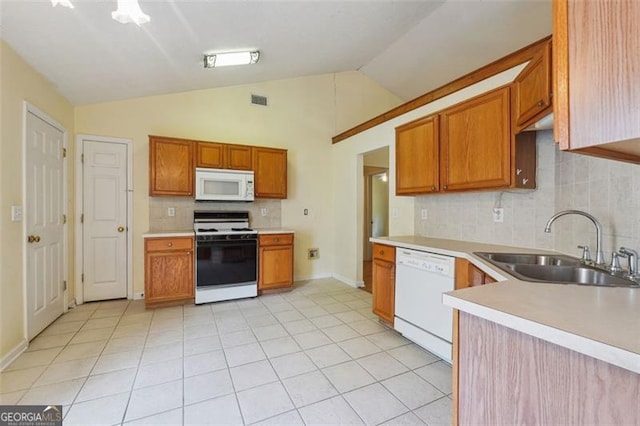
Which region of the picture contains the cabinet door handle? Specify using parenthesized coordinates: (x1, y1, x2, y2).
(537, 100, 544, 107)
(431, 186, 436, 191)
(443, 185, 448, 190)
(167, 242, 173, 247)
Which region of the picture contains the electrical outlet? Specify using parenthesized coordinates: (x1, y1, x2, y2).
(167, 207, 175, 217)
(421, 209, 428, 220)
(11, 206, 23, 222)
(261, 208, 268, 217)
(308, 248, 319, 259)
(493, 208, 504, 223)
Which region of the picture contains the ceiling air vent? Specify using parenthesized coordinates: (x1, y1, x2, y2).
(251, 94, 268, 106)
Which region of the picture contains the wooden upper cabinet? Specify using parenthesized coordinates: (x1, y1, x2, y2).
(252, 147, 287, 199)
(149, 136, 194, 197)
(554, 0, 640, 163)
(196, 142, 224, 168)
(226, 145, 252, 170)
(513, 40, 552, 132)
(440, 87, 511, 192)
(196, 142, 252, 170)
(395, 115, 439, 195)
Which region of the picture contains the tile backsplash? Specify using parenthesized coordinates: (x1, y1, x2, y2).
(415, 130, 640, 262)
(149, 197, 282, 231)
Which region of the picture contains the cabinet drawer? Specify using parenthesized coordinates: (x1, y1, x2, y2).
(373, 244, 395, 263)
(146, 237, 193, 252)
(259, 233, 293, 246)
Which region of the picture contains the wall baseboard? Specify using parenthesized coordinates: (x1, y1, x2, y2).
(133, 292, 144, 300)
(0, 339, 28, 372)
(332, 273, 363, 288)
(293, 272, 332, 282)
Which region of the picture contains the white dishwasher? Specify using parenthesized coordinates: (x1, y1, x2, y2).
(395, 248, 455, 363)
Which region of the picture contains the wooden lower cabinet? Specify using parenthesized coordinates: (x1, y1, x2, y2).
(372, 244, 396, 324)
(458, 313, 639, 424)
(452, 258, 497, 425)
(144, 236, 194, 308)
(258, 233, 294, 292)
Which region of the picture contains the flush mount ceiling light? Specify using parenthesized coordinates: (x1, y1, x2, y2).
(51, 0, 74, 8)
(204, 51, 260, 68)
(112, 0, 151, 26)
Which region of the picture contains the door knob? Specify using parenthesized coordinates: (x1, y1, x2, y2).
(117, 226, 125, 232)
(34, 236, 40, 242)
(27, 235, 35, 243)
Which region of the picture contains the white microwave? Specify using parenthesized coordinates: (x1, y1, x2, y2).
(195, 168, 254, 202)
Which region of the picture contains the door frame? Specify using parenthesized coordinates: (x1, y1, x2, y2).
(22, 102, 69, 339)
(363, 166, 388, 262)
(74, 134, 133, 304)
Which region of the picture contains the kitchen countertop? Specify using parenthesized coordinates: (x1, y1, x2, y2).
(255, 228, 295, 234)
(371, 236, 640, 374)
(143, 230, 194, 238)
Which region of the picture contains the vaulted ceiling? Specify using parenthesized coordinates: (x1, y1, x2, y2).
(0, 0, 552, 105)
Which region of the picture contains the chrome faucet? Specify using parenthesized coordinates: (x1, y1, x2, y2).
(544, 210, 605, 265)
(619, 247, 639, 279)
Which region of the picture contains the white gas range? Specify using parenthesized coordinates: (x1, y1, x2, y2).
(193, 211, 258, 304)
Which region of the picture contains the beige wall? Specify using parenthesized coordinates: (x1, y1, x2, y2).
(0, 41, 74, 359)
(75, 71, 400, 293)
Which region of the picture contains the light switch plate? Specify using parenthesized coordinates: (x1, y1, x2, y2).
(421, 209, 428, 220)
(11, 206, 23, 222)
(167, 207, 175, 217)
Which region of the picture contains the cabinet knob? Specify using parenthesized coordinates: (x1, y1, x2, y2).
(537, 100, 544, 107)
(167, 242, 173, 247)
(431, 186, 436, 191)
(443, 185, 448, 190)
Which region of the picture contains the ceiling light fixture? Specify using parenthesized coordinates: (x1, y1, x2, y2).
(112, 0, 151, 26)
(51, 0, 74, 8)
(203, 51, 260, 68)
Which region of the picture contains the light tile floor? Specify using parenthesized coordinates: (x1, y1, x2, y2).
(0, 278, 453, 425)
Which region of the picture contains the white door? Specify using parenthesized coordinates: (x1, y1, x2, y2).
(81, 139, 128, 301)
(25, 109, 65, 339)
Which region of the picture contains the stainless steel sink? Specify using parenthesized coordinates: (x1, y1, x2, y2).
(479, 252, 581, 267)
(474, 252, 640, 288)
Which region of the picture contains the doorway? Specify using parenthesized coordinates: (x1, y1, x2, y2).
(75, 135, 132, 303)
(362, 147, 389, 292)
(24, 104, 67, 339)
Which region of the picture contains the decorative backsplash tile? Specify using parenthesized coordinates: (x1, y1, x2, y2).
(415, 130, 640, 262)
(149, 198, 282, 231)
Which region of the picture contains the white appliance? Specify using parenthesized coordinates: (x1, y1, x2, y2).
(195, 168, 254, 202)
(194, 211, 258, 304)
(395, 248, 455, 363)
